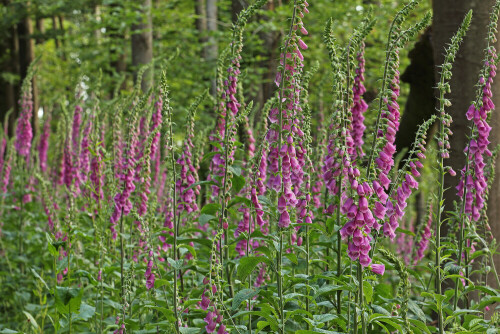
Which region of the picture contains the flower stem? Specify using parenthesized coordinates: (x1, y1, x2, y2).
(435, 120, 445, 334)
(278, 229, 285, 334)
(358, 264, 366, 334)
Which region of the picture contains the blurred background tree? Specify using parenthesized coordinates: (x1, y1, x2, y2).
(0, 0, 430, 130)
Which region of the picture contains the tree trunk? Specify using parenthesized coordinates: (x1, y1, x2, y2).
(195, 0, 208, 59)
(17, 7, 39, 134)
(0, 24, 19, 135)
(131, 0, 153, 93)
(257, 1, 280, 114)
(232, 0, 246, 22)
(396, 27, 435, 226)
(206, 0, 218, 96)
(106, 3, 127, 96)
(432, 0, 500, 305)
(52, 16, 60, 49)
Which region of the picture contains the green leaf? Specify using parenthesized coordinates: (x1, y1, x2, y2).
(55, 287, 83, 315)
(46, 233, 59, 257)
(238, 257, 265, 281)
(285, 252, 298, 265)
(363, 281, 373, 304)
(198, 214, 216, 224)
(231, 288, 259, 311)
(408, 319, 431, 334)
(254, 246, 273, 260)
(76, 303, 96, 321)
(31, 268, 49, 290)
(167, 258, 183, 270)
(0, 329, 20, 334)
(232, 174, 245, 194)
(229, 165, 242, 176)
(201, 203, 220, 215)
(228, 196, 252, 208)
(22, 311, 39, 331)
(396, 227, 416, 237)
(313, 285, 343, 299)
(179, 328, 200, 334)
(325, 217, 336, 235)
(408, 300, 427, 324)
(477, 296, 500, 310)
(154, 279, 171, 289)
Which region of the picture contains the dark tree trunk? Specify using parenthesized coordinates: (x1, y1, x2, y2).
(17, 8, 39, 134)
(52, 16, 60, 49)
(232, 0, 246, 22)
(396, 27, 435, 226)
(0, 25, 19, 135)
(206, 0, 218, 96)
(433, 0, 500, 304)
(195, 0, 208, 58)
(131, 0, 153, 92)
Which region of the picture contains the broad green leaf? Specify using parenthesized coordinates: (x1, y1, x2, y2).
(231, 288, 259, 311)
(238, 257, 265, 280)
(201, 203, 220, 215)
(22, 311, 39, 331)
(363, 281, 373, 304)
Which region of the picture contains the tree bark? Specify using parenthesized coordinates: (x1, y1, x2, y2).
(131, 0, 153, 92)
(206, 0, 218, 96)
(396, 27, 435, 226)
(0, 24, 19, 135)
(17, 6, 39, 134)
(196, 0, 208, 59)
(432, 0, 500, 303)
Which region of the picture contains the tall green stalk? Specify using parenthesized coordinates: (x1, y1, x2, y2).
(161, 73, 180, 334)
(434, 11, 472, 334)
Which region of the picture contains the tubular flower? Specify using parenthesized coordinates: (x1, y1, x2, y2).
(71, 104, 83, 193)
(457, 49, 498, 221)
(176, 96, 201, 215)
(0, 135, 6, 173)
(414, 204, 432, 264)
(79, 119, 92, 184)
(151, 96, 163, 181)
(384, 167, 424, 241)
(15, 83, 33, 158)
(62, 138, 74, 190)
(268, 0, 309, 229)
(340, 180, 377, 267)
(396, 216, 415, 265)
(350, 43, 368, 159)
(371, 263, 385, 275)
(1, 148, 12, 194)
(208, 54, 242, 200)
(38, 116, 51, 173)
(138, 95, 163, 217)
(90, 149, 104, 202)
(373, 51, 401, 209)
(145, 250, 155, 289)
(110, 115, 140, 239)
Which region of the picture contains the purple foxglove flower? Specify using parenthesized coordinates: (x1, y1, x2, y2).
(38, 116, 51, 172)
(15, 86, 34, 158)
(371, 263, 385, 275)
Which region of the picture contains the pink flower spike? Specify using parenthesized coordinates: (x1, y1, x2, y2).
(371, 264, 385, 275)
